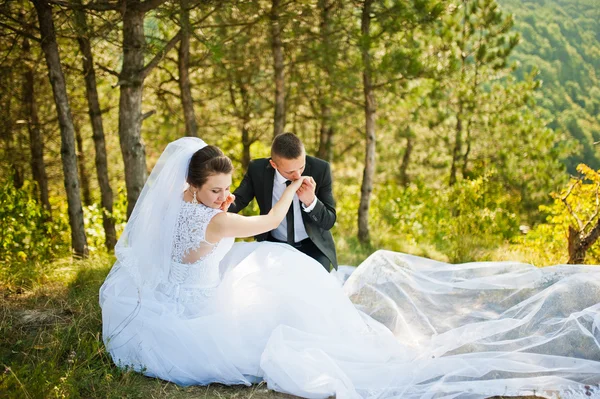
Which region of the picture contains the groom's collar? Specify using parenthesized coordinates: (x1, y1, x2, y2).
(274, 169, 288, 185)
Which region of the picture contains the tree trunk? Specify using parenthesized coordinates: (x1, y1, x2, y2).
(270, 0, 285, 138)
(120, 5, 147, 217)
(358, 0, 375, 245)
(239, 80, 252, 171)
(450, 2, 468, 187)
(22, 36, 51, 212)
(241, 125, 251, 171)
(228, 74, 253, 171)
(119, 0, 172, 218)
(73, 1, 116, 250)
(399, 134, 413, 187)
(567, 226, 586, 264)
(316, 0, 334, 162)
(178, 0, 198, 137)
(74, 122, 92, 206)
(567, 222, 600, 264)
(32, 0, 88, 257)
(462, 119, 472, 179)
(449, 110, 463, 186)
(317, 117, 334, 162)
(1, 66, 24, 188)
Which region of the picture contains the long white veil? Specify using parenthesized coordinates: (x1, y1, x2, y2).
(101, 137, 207, 299)
(343, 251, 600, 398)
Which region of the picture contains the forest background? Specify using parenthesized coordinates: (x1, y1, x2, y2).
(1, 0, 600, 397)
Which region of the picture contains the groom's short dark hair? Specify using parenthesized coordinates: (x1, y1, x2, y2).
(271, 132, 304, 160)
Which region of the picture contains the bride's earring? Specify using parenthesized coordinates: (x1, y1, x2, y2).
(192, 190, 198, 204)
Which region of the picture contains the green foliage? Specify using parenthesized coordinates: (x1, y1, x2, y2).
(500, 0, 600, 173)
(372, 173, 519, 263)
(516, 164, 600, 265)
(0, 179, 69, 288)
(335, 172, 520, 264)
(82, 186, 128, 253)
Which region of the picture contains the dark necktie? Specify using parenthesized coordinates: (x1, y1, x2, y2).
(285, 180, 295, 245)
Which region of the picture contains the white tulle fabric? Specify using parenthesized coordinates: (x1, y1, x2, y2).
(100, 138, 600, 399)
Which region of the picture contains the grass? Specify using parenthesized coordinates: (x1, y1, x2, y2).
(0, 251, 563, 398)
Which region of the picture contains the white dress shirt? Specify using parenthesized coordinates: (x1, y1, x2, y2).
(271, 169, 317, 243)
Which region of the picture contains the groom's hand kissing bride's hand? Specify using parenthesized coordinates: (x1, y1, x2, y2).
(297, 176, 316, 206)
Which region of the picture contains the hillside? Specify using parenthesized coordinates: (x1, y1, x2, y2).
(500, 0, 600, 173)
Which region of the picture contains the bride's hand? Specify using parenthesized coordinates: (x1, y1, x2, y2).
(287, 176, 308, 192)
(219, 193, 235, 211)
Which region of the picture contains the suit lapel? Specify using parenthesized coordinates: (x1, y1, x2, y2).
(263, 161, 275, 213)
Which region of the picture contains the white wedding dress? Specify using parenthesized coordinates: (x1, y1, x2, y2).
(100, 202, 600, 399)
(99, 138, 600, 399)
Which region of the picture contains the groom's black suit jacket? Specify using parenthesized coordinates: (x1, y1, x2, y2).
(228, 156, 338, 270)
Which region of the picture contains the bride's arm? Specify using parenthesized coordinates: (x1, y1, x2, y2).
(206, 177, 307, 241)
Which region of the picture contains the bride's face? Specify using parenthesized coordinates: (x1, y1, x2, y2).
(197, 173, 232, 209)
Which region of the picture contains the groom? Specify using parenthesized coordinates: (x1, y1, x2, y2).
(229, 132, 338, 271)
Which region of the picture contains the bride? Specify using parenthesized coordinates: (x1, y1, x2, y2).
(100, 137, 600, 399)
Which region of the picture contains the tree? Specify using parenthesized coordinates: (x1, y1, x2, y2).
(444, 0, 519, 186)
(116, 0, 181, 217)
(270, 0, 286, 138)
(72, 0, 117, 250)
(178, 0, 198, 137)
(315, 0, 337, 162)
(558, 165, 600, 264)
(210, 2, 270, 170)
(356, 0, 444, 243)
(32, 0, 88, 257)
(21, 22, 51, 212)
(358, 0, 376, 244)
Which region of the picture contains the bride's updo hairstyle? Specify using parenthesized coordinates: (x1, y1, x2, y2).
(187, 145, 233, 188)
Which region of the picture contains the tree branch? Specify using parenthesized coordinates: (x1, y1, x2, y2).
(561, 180, 584, 230)
(582, 182, 600, 232)
(48, 0, 121, 11)
(137, 0, 167, 13)
(372, 76, 406, 90)
(581, 218, 600, 251)
(141, 110, 156, 121)
(0, 21, 40, 42)
(96, 63, 120, 77)
(140, 30, 182, 79)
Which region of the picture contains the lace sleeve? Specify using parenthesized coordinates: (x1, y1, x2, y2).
(171, 203, 222, 264)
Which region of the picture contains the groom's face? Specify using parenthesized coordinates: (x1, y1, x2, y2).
(270, 151, 306, 181)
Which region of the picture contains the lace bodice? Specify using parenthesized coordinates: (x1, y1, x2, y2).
(157, 201, 234, 313)
(171, 201, 222, 265)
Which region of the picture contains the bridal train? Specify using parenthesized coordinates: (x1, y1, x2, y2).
(101, 240, 600, 399)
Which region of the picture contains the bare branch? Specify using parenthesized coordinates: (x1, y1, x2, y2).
(582, 182, 600, 231)
(48, 0, 121, 11)
(561, 179, 584, 230)
(338, 94, 364, 108)
(372, 76, 407, 90)
(0, 21, 40, 42)
(140, 30, 182, 79)
(141, 110, 156, 121)
(96, 63, 120, 77)
(338, 139, 361, 158)
(581, 218, 600, 251)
